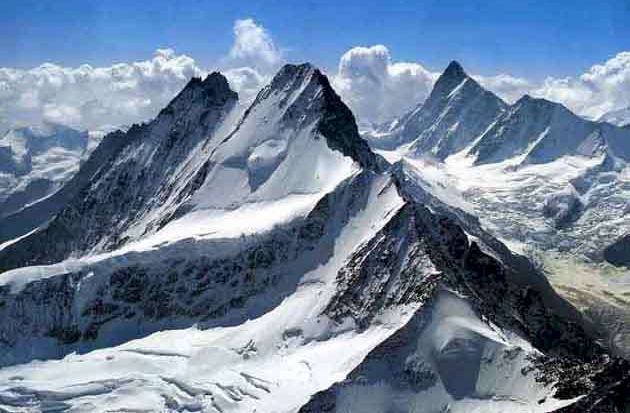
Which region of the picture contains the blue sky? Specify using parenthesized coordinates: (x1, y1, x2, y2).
(1, 0, 629, 79)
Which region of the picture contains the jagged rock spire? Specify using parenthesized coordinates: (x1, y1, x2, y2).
(159, 72, 238, 119)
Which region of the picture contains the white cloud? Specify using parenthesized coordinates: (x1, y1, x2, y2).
(532, 51, 630, 118)
(0, 19, 282, 134)
(223, 67, 266, 102)
(222, 18, 283, 104)
(475, 73, 532, 104)
(228, 18, 282, 71)
(332, 46, 630, 125)
(332, 45, 437, 126)
(2, 19, 629, 134)
(0, 48, 203, 133)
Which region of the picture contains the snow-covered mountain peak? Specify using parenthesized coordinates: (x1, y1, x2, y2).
(513, 93, 571, 115)
(183, 62, 378, 213)
(265, 62, 317, 91)
(469, 93, 614, 165)
(0, 72, 242, 268)
(243, 62, 378, 171)
(158, 72, 238, 124)
(364, 60, 506, 157)
(428, 60, 470, 99)
(441, 60, 467, 81)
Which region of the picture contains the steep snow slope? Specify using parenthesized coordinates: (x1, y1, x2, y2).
(0, 160, 618, 413)
(302, 291, 575, 413)
(0, 73, 240, 267)
(0, 123, 101, 218)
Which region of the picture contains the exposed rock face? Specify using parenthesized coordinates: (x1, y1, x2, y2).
(0, 171, 375, 365)
(603, 234, 630, 267)
(542, 186, 584, 229)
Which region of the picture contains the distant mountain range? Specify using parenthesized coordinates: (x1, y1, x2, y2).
(0, 123, 103, 221)
(364, 60, 630, 265)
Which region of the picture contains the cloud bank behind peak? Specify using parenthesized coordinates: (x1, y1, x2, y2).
(1, 20, 629, 133)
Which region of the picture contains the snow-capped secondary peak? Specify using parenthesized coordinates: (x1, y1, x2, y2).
(513, 93, 567, 113)
(365, 60, 506, 158)
(468, 92, 614, 165)
(0, 72, 241, 269)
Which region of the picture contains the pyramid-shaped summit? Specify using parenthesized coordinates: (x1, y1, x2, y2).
(442, 60, 467, 80)
(369, 59, 507, 158)
(428, 60, 469, 97)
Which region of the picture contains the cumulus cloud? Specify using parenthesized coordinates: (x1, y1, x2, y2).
(0, 48, 203, 133)
(475, 73, 532, 104)
(2, 19, 629, 134)
(222, 18, 284, 104)
(0, 19, 281, 134)
(532, 51, 630, 119)
(332, 45, 437, 126)
(223, 67, 267, 102)
(227, 18, 282, 72)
